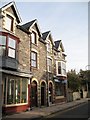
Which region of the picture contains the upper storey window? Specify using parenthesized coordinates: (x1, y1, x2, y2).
(0, 32, 19, 59)
(6, 15, 13, 32)
(47, 41, 52, 53)
(47, 58, 52, 72)
(0, 35, 6, 56)
(8, 37, 16, 58)
(47, 42, 50, 52)
(31, 31, 37, 44)
(31, 51, 37, 68)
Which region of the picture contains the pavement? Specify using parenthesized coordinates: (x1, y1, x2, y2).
(2, 98, 89, 120)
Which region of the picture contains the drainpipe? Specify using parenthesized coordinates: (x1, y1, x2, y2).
(46, 44, 49, 107)
(28, 32, 33, 111)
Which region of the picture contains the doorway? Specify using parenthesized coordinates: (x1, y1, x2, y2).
(49, 82, 53, 105)
(41, 82, 46, 106)
(31, 81, 37, 107)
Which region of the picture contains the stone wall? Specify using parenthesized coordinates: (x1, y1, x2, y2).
(15, 28, 30, 73)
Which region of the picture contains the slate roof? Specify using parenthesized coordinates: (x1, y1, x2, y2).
(20, 19, 36, 30)
(54, 40, 61, 49)
(42, 31, 50, 40)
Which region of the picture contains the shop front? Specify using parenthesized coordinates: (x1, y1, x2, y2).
(54, 78, 67, 103)
(1, 69, 32, 114)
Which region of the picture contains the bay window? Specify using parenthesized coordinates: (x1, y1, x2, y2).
(56, 61, 66, 76)
(62, 62, 66, 75)
(0, 35, 6, 56)
(58, 62, 61, 74)
(0, 32, 19, 59)
(31, 51, 37, 68)
(8, 37, 16, 58)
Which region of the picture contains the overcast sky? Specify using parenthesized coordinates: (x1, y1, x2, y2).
(2, 0, 88, 72)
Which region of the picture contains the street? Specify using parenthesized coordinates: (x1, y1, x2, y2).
(42, 101, 90, 119)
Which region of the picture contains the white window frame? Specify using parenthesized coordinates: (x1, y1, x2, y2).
(5, 15, 13, 32)
(31, 31, 37, 44)
(56, 61, 66, 76)
(47, 58, 52, 72)
(31, 51, 37, 68)
(8, 37, 16, 58)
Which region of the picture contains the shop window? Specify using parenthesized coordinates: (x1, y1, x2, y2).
(21, 79, 27, 103)
(6, 78, 27, 105)
(55, 82, 64, 96)
(7, 79, 14, 104)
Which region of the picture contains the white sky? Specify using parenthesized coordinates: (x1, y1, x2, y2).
(1, 0, 89, 72)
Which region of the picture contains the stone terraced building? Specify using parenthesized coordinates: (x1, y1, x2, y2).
(0, 1, 67, 114)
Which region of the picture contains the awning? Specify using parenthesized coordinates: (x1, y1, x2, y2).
(62, 80, 67, 84)
(54, 79, 67, 84)
(54, 79, 60, 82)
(0, 68, 33, 78)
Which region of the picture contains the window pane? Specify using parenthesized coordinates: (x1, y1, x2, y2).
(47, 42, 50, 52)
(31, 60, 36, 67)
(47, 58, 52, 72)
(15, 80, 20, 104)
(55, 83, 64, 96)
(31, 52, 36, 60)
(6, 16, 12, 31)
(0, 35, 6, 45)
(8, 48, 15, 58)
(31, 32, 36, 44)
(21, 79, 27, 103)
(58, 62, 61, 74)
(31, 52, 37, 67)
(7, 79, 14, 104)
(8, 37, 16, 48)
(0, 46, 6, 56)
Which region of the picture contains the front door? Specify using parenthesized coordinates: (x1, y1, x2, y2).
(31, 81, 37, 107)
(41, 82, 46, 106)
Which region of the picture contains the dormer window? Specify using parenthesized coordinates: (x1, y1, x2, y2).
(47, 41, 52, 53)
(47, 42, 50, 52)
(6, 15, 14, 32)
(31, 31, 37, 44)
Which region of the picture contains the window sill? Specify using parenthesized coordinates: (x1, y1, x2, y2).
(31, 43, 38, 47)
(3, 103, 28, 107)
(31, 66, 38, 70)
(56, 96, 64, 99)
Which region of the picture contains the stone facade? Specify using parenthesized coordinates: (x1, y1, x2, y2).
(0, 2, 32, 114)
(0, 1, 67, 114)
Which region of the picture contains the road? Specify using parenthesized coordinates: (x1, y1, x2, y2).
(42, 101, 90, 119)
